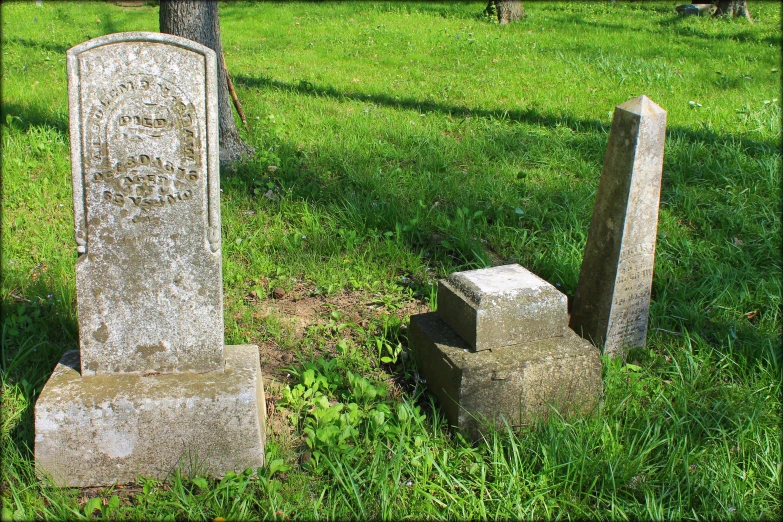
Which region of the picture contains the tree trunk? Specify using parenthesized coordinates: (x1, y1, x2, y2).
(160, 0, 252, 165)
(496, 0, 525, 24)
(713, 0, 754, 22)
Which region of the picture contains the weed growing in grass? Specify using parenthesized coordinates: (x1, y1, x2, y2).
(2, 0, 781, 519)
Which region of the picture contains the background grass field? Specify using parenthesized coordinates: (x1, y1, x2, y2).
(1, 1, 781, 519)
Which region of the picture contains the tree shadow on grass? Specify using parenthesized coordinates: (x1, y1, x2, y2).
(1, 101, 68, 135)
(657, 19, 769, 43)
(225, 74, 780, 310)
(0, 37, 70, 55)
(233, 74, 779, 154)
(1, 282, 78, 459)
(3, 69, 777, 371)
(224, 109, 603, 287)
(655, 13, 779, 45)
(224, 74, 781, 385)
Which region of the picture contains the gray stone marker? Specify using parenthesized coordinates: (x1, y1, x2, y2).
(410, 264, 601, 440)
(438, 264, 567, 351)
(69, 31, 222, 376)
(569, 95, 667, 359)
(35, 32, 266, 487)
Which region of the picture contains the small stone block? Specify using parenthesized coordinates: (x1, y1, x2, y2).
(410, 313, 602, 440)
(34, 345, 266, 487)
(437, 264, 568, 351)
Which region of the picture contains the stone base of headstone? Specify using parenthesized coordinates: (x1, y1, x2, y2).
(35, 345, 266, 487)
(411, 313, 601, 440)
(410, 264, 602, 440)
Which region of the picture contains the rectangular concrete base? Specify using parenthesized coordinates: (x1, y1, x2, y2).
(34, 345, 266, 487)
(410, 313, 602, 440)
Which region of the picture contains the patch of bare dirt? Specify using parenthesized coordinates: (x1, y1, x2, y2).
(248, 283, 429, 384)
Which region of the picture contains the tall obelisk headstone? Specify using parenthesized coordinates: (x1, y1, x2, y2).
(569, 95, 667, 359)
(35, 33, 266, 487)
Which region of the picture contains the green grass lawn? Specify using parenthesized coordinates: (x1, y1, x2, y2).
(2, 1, 781, 519)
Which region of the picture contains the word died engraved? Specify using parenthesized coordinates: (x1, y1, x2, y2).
(84, 74, 201, 168)
(613, 262, 652, 308)
(118, 114, 170, 138)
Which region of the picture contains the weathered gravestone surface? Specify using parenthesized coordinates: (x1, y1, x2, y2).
(70, 31, 223, 376)
(410, 264, 601, 440)
(437, 264, 567, 351)
(35, 32, 266, 487)
(569, 95, 667, 359)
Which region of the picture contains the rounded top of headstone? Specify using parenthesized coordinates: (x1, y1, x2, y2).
(67, 31, 216, 61)
(617, 95, 666, 117)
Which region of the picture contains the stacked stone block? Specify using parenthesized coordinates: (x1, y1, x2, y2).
(410, 264, 601, 439)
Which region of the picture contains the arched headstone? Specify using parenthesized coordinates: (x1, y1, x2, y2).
(35, 33, 266, 487)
